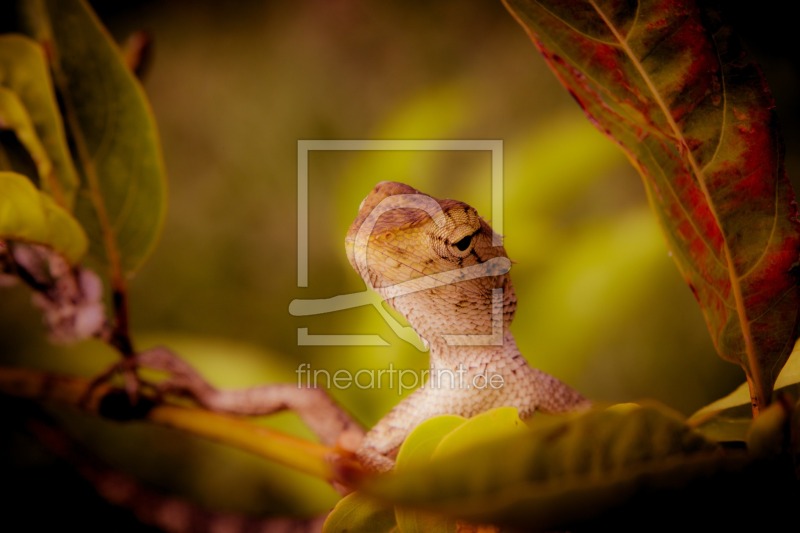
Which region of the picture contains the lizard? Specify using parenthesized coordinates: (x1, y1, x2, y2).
(345, 181, 591, 472)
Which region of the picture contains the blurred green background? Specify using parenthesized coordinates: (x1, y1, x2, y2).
(2, 0, 799, 528)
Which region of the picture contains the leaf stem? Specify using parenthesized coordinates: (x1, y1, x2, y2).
(110, 287, 134, 357)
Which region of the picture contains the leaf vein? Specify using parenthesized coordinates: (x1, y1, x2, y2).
(534, 1, 620, 46)
(587, 0, 762, 404)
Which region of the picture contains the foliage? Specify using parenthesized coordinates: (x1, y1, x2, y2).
(0, 171, 86, 262)
(327, 405, 737, 531)
(503, 0, 800, 414)
(20, 0, 167, 279)
(0, 0, 799, 531)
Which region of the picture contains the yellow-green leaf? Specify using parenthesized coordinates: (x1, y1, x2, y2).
(394, 415, 465, 533)
(323, 492, 398, 533)
(0, 87, 50, 188)
(689, 382, 751, 427)
(432, 407, 526, 460)
(0, 171, 86, 262)
(0, 34, 79, 207)
(395, 414, 466, 469)
(689, 338, 800, 440)
(330, 413, 512, 533)
(363, 404, 744, 530)
(21, 0, 167, 278)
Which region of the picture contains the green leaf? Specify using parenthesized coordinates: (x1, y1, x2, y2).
(323, 492, 398, 533)
(394, 409, 526, 533)
(0, 87, 50, 179)
(502, 0, 800, 411)
(689, 381, 751, 426)
(395, 415, 465, 533)
(0, 170, 87, 262)
(774, 337, 800, 391)
(690, 337, 800, 419)
(21, 0, 167, 278)
(395, 414, 466, 468)
(330, 412, 518, 533)
(432, 407, 526, 460)
(690, 412, 752, 444)
(0, 34, 79, 207)
(688, 386, 754, 443)
(363, 404, 745, 530)
(689, 338, 800, 439)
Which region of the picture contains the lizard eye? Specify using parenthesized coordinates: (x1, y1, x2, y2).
(452, 234, 473, 252)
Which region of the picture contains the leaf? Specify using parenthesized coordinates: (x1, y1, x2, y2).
(396, 414, 466, 468)
(502, 0, 800, 411)
(774, 337, 800, 391)
(431, 407, 527, 460)
(397, 409, 526, 533)
(0, 87, 50, 180)
(691, 415, 751, 444)
(330, 411, 522, 533)
(326, 410, 524, 533)
(0, 34, 79, 208)
(691, 338, 800, 417)
(363, 404, 746, 530)
(20, 0, 167, 278)
(323, 492, 398, 533)
(689, 381, 751, 425)
(395, 415, 465, 533)
(0, 170, 87, 262)
(689, 338, 800, 439)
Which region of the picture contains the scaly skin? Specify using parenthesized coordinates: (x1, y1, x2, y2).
(346, 181, 589, 471)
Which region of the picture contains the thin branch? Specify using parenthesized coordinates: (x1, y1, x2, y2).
(138, 346, 365, 448)
(0, 366, 363, 484)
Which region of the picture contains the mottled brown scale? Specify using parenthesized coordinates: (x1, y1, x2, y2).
(346, 181, 589, 471)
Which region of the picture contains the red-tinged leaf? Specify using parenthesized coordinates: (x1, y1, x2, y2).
(502, 0, 800, 412)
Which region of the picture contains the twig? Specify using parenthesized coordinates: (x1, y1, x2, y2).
(138, 346, 365, 448)
(0, 366, 363, 484)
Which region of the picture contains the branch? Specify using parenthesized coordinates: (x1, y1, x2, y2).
(0, 366, 363, 484)
(138, 346, 365, 447)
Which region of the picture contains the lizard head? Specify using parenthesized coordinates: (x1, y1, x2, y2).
(345, 181, 516, 347)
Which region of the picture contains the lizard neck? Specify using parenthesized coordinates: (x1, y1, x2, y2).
(426, 329, 522, 370)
